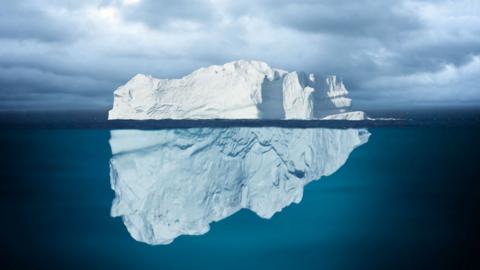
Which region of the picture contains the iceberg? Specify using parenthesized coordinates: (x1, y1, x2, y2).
(108, 60, 365, 120)
(109, 127, 370, 245)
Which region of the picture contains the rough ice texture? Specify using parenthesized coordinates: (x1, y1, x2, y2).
(109, 127, 370, 245)
(108, 60, 365, 120)
(322, 111, 367, 120)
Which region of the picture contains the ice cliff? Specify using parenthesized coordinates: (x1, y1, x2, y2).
(109, 127, 370, 245)
(108, 60, 365, 120)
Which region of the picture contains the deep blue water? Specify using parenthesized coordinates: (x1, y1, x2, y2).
(1, 126, 479, 269)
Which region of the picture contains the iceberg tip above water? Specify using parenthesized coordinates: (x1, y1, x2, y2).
(108, 60, 366, 120)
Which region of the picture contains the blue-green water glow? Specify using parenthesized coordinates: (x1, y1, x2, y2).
(1, 127, 479, 269)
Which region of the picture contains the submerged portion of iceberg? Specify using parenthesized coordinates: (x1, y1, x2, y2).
(109, 127, 370, 245)
(108, 60, 365, 120)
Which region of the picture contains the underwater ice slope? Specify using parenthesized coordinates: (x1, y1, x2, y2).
(108, 60, 365, 120)
(109, 127, 370, 245)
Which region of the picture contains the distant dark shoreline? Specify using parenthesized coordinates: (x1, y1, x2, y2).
(0, 109, 479, 129)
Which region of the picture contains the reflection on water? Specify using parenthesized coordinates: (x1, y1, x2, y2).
(109, 127, 370, 245)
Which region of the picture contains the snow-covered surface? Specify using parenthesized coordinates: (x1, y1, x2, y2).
(109, 127, 370, 245)
(108, 60, 365, 120)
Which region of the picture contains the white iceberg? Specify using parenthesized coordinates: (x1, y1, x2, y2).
(108, 60, 365, 120)
(109, 127, 370, 245)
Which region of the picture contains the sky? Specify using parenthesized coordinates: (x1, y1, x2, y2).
(0, 0, 479, 111)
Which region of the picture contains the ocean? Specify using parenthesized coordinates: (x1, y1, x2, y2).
(0, 111, 479, 269)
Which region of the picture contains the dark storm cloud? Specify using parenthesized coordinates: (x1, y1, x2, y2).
(0, 1, 75, 42)
(120, 0, 215, 29)
(0, 0, 479, 110)
(241, 0, 422, 37)
(393, 39, 480, 74)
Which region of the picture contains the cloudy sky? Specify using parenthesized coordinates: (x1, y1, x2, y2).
(0, 0, 479, 111)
